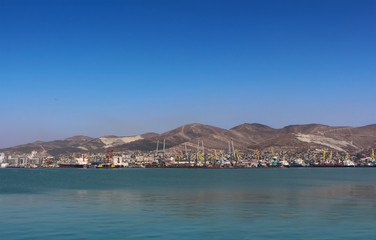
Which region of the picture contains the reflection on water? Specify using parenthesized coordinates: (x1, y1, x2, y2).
(308, 184, 376, 199)
(1, 168, 376, 239)
(51, 183, 376, 219)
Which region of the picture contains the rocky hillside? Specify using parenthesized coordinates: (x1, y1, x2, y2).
(2, 123, 376, 156)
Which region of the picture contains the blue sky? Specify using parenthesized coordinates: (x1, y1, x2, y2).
(1, 0, 375, 148)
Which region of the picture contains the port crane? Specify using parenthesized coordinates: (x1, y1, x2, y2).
(214, 150, 219, 165)
(196, 140, 206, 165)
(235, 150, 240, 164)
(184, 143, 190, 164)
(231, 139, 236, 165)
(104, 149, 114, 167)
(154, 139, 166, 166)
(226, 139, 236, 165)
(202, 140, 206, 165)
(198, 152, 205, 163)
(196, 140, 200, 164)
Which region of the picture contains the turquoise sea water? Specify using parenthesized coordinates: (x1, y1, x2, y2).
(0, 168, 376, 239)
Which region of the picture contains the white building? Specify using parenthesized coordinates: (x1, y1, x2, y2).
(30, 151, 37, 158)
(113, 155, 129, 167)
(0, 153, 5, 163)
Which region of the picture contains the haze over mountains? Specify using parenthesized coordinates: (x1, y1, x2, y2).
(2, 123, 376, 156)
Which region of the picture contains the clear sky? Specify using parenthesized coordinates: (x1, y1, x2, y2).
(1, 0, 375, 148)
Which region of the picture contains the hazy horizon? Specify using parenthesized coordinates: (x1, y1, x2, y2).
(1, 0, 375, 148)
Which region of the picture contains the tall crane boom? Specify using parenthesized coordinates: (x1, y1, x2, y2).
(185, 143, 190, 164)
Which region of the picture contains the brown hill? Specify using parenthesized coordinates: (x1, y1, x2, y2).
(2, 123, 376, 156)
(230, 123, 278, 144)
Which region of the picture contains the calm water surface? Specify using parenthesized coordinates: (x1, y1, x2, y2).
(1, 168, 376, 239)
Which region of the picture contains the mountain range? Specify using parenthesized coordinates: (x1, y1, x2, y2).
(2, 123, 376, 156)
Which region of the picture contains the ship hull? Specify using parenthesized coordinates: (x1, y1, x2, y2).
(59, 164, 86, 168)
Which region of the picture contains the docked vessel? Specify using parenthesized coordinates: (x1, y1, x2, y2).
(289, 158, 307, 167)
(314, 162, 344, 167)
(59, 154, 88, 168)
(59, 163, 87, 168)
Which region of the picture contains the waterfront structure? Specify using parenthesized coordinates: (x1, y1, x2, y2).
(2, 146, 376, 168)
(0, 153, 4, 163)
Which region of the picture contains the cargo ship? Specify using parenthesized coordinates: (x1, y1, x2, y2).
(311, 161, 344, 167)
(59, 154, 88, 168)
(59, 163, 87, 168)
